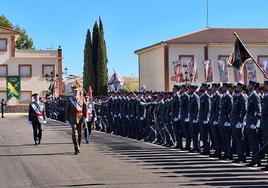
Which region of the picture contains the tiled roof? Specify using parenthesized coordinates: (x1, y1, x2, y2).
(0, 27, 20, 35)
(135, 28, 268, 53)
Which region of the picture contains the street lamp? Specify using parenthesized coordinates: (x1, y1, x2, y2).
(180, 70, 193, 85)
(45, 71, 59, 100)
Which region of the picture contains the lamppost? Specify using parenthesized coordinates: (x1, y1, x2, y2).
(45, 71, 59, 100)
(180, 70, 193, 85)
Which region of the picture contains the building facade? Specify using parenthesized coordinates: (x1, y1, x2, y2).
(0, 27, 62, 105)
(135, 28, 268, 91)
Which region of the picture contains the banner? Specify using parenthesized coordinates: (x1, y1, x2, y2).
(6, 76, 21, 101)
(108, 72, 124, 92)
(217, 60, 228, 82)
(172, 60, 182, 83)
(203, 60, 213, 82)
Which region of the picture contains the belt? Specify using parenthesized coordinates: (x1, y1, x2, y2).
(32, 113, 44, 117)
(71, 109, 83, 115)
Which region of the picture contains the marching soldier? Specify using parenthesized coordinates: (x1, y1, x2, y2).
(219, 82, 233, 160)
(65, 87, 87, 155)
(260, 81, 268, 170)
(180, 85, 190, 151)
(246, 80, 262, 167)
(199, 83, 211, 155)
(230, 83, 247, 163)
(188, 84, 200, 153)
(84, 96, 96, 143)
(171, 85, 182, 149)
(137, 92, 146, 140)
(28, 93, 46, 145)
(209, 83, 222, 157)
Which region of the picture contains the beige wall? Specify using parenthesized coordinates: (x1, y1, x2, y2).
(139, 46, 165, 91)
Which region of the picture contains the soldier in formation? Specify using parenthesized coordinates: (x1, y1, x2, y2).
(94, 80, 268, 169)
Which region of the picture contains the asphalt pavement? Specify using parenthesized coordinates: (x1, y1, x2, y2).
(1, 115, 268, 188)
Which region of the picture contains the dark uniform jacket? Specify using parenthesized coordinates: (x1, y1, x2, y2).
(189, 93, 200, 123)
(180, 92, 190, 122)
(209, 91, 221, 124)
(219, 92, 233, 126)
(198, 92, 211, 123)
(261, 94, 268, 131)
(171, 93, 180, 121)
(246, 91, 261, 127)
(230, 93, 247, 127)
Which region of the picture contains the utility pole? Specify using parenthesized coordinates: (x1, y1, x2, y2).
(206, 0, 209, 28)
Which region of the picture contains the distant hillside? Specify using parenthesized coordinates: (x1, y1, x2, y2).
(122, 76, 139, 91)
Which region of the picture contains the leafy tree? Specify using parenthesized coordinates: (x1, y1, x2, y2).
(0, 15, 34, 49)
(96, 17, 108, 95)
(83, 29, 93, 94)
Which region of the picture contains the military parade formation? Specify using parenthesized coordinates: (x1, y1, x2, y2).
(93, 80, 268, 170)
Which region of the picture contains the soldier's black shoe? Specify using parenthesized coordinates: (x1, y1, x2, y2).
(246, 163, 261, 167)
(74, 151, 79, 155)
(200, 152, 209, 155)
(232, 159, 244, 164)
(35, 142, 38, 146)
(262, 166, 268, 171)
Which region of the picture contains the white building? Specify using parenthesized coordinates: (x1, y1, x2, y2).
(135, 28, 268, 91)
(0, 27, 63, 105)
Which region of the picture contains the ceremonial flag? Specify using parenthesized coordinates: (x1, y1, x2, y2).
(203, 60, 213, 82)
(172, 60, 181, 83)
(6, 76, 21, 101)
(229, 37, 251, 70)
(108, 72, 124, 92)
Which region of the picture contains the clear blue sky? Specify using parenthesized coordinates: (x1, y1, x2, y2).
(2, 0, 268, 76)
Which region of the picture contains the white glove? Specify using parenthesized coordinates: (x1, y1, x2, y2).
(184, 118, 189, 122)
(193, 119, 198, 123)
(126, 115, 129, 118)
(250, 124, 257, 129)
(118, 113, 121, 117)
(235, 122, 242, 129)
(174, 117, 178, 121)
(203, 120, 208, 124)
(65, 121, 71, 126)
(213, 121, 218, 125)
(178, 115, 181, 120)
(224, 122, 230, 127)
(140, 117, 144, 121)
(114, 115, 117, 118)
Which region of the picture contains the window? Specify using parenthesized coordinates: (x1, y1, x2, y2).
(0, 39, 7, 51)
(178, 55, 197, 83)
(0, 65, 7, 77)
(258, 56, 268, 80)
(19, 91, 32, 104)
(19, 65, 32, 78)
(218, 56, 229, 82)
(42, 64, 55, 77)
(0, 91, 6, 101)
(246, 59, 257, 82)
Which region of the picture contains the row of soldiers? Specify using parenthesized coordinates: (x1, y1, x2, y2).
(95, 80, 268, 169)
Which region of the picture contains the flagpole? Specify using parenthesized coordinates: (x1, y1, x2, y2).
(233, 32, 268, 80)
(112, 69, 139, 99)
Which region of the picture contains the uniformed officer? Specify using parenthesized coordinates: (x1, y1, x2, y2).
(28, 93, 46, 145)
(84, 96, 96, 143)
(65, 87, 87, 155)
(260, 81, 268, 170)
(245, 80, 262, 167)
(230, 82, 247, 163)
(155, 93, 165, 144)
(199, 83, 211, 155)
(209, 83, 222, 157)
(171, 84, 182, 149)
(219, 82, 233, 160)
(137, 92, 146, 140)
(180, 85, 190, 150)
(1, 99, 6, 118)
(188, 84, 200, 153)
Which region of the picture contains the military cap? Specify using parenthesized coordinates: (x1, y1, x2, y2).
(221, 82, 232, 88)
(173, 84, 181, 90)
(248, 80, 260, 89)
(189, 83, 199, 90)
(235, 82, 246, 90)
(211, 83, 220, 88)
(201, 83, 212, 89)
(31, 93, 39, 97)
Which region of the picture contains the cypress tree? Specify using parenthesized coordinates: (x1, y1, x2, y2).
(83, 29, 92, 94)
(96, 17, 108, 95)
(92, 21, 99, 95)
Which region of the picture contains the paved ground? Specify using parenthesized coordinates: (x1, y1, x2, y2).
(1, 115, 268, 187)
